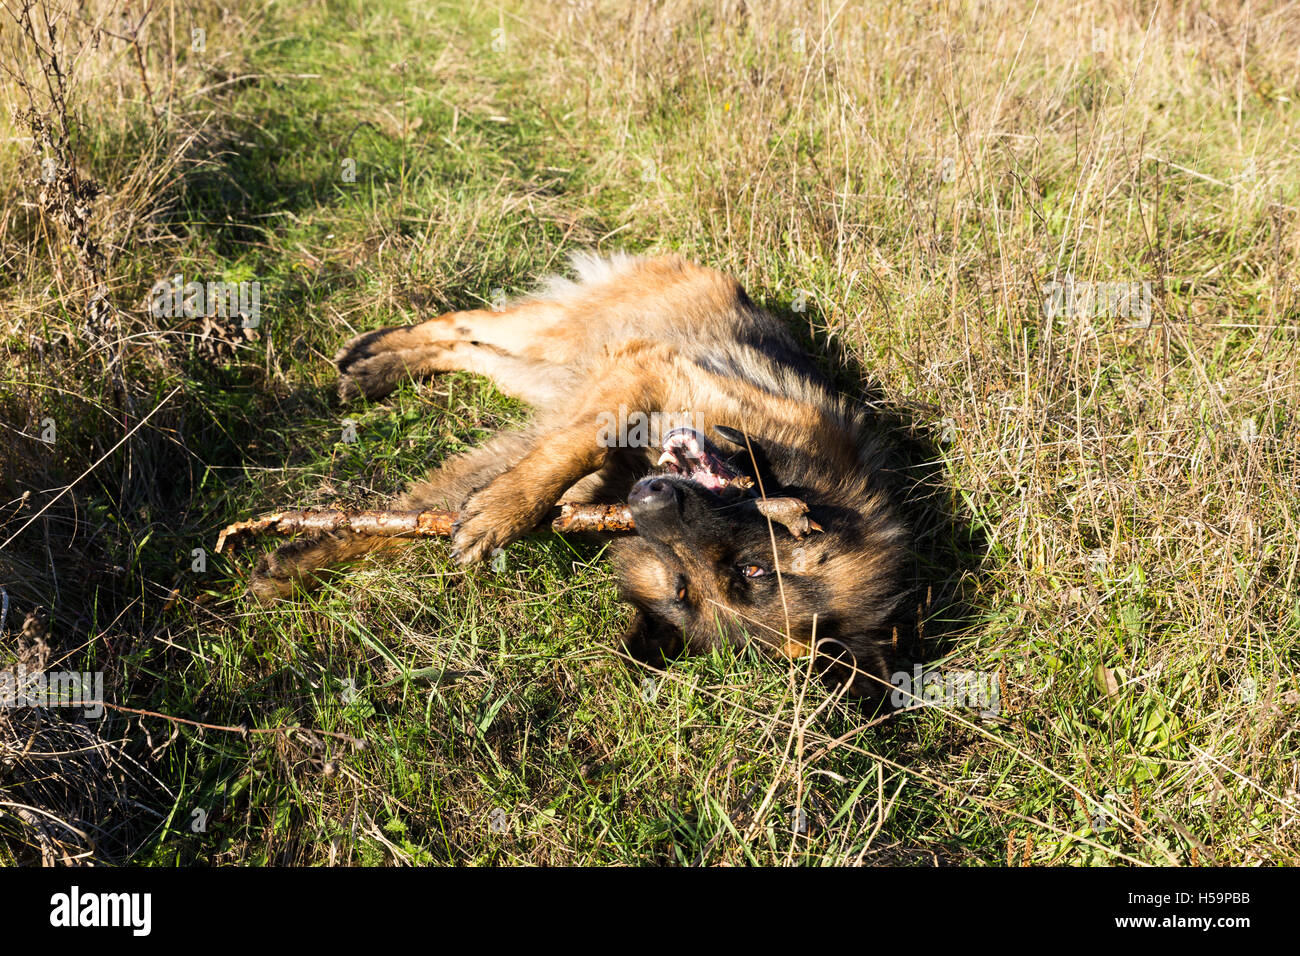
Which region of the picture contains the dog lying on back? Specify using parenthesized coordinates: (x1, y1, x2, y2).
(253, 253, 908, 693)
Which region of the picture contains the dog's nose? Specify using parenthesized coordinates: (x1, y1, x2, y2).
(629, 477, 680, 512)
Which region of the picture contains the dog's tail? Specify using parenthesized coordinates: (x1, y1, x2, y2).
(250, 531, 413, 603)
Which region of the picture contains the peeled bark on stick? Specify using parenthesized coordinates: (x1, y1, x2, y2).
(214, 496, 820, 554)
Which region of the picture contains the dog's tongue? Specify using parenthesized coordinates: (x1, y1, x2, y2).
(656, 427, 750, 492)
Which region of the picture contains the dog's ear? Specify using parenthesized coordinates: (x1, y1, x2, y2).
(619, 606, 685, 669)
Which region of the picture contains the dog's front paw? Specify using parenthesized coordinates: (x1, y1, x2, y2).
(450, 486, 540, 565)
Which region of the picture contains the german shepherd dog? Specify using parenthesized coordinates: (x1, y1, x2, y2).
(253, 253, 909, 694)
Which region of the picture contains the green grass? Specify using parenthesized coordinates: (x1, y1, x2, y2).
(1, 0, 1297, 865)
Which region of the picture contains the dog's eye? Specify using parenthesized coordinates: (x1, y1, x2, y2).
(738, 563, 768, 579)
(674, 576, 688, 602)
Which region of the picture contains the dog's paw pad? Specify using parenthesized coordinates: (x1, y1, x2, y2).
(335, 327, 402, 374)
(335, 356, 400, 403)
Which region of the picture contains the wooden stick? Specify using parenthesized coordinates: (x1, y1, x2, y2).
(214, 497, 820, 554)
(214, 503, 633, 554)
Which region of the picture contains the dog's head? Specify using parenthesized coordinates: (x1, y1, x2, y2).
(610, 425, 908, 695)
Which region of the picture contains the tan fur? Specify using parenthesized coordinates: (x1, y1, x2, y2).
(253, 253, 908, 694)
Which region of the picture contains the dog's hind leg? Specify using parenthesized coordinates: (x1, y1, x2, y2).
(336, 337, 575, 405)
(335, 300, 573, 402)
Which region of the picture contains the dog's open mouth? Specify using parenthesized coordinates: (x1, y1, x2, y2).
(655, 427, 753, 494)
